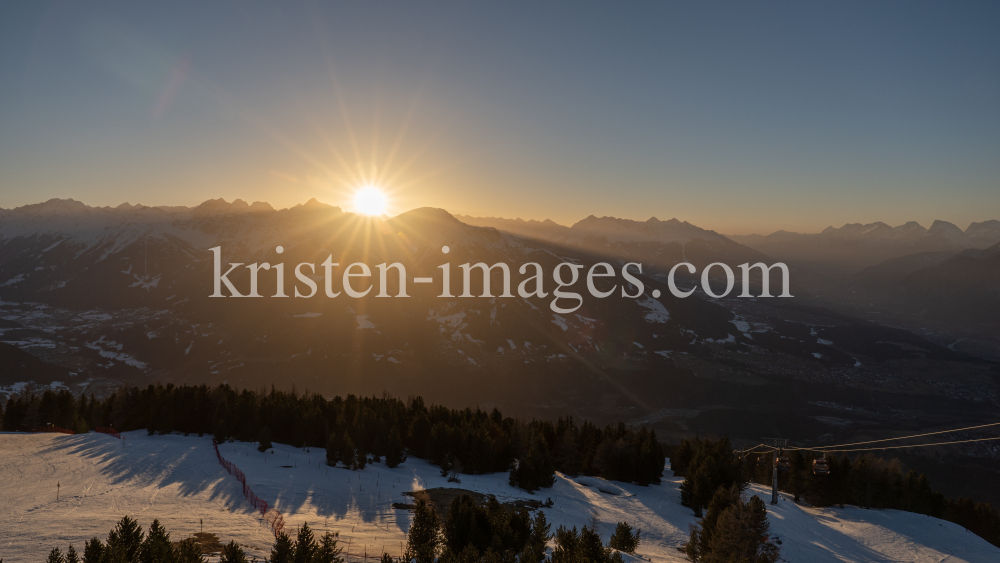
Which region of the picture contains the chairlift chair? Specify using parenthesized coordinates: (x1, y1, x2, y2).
(812, 457, 830, 475)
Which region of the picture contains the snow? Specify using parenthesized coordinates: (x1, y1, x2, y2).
(1, 432, 998, 563)
(77, 312, 113, 322)
(637, 295, 669, 323)
(1, 274, 26, 288)
(428, 311, 466, 328)
(705, 334, 737, 344)
(551, 314, 569, 331)
(355, 315, 376, 329)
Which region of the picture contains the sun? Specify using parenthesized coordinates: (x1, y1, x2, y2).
(353, 186, 388, 216)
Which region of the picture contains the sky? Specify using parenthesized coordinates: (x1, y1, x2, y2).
(0, 1, 997, 235)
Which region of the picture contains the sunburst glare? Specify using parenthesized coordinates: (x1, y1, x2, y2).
(353, 186, 388, 216)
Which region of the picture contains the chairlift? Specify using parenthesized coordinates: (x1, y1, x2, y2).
(775, 457, 791, 472)
(812, 457, 830, 475)
(756, 455, 767, 467)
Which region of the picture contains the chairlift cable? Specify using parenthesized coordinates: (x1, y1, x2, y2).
(785, 421, 1000, 451)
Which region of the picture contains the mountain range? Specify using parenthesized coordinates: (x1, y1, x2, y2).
(729, 219, 1000, 272)
(0, 197, 994, 416)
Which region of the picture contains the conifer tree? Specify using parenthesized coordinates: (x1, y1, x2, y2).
(106, 516, 145, 563)
(550, 526, 578, 563)
(314, 532, 344, 563)
(608, 522, 641, 554)
(66, 545, 80, 563)
(354, 445, 368, 470)
(521, 510, 551, 563)
(293, 523, 317, 563)
(384, 427, 406, 468)
(405, 499, 441, 563)
(140, 519, 174, 563)
(510, 433, 556, 492)
(82, 538, 104, 563)
(258, 427, 273, 453)
(219, 541, 248, 563)
(325, 433, 340, 467)
(684, 487, 779, 563)
(267, 532, 295, 563)
(340, 432, 355, 469)
(175, 539, 206, 563)
(579, 526, 614, 563)
(46, 547, 65, 563)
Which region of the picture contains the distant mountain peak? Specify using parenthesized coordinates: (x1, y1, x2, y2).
(395, 206, 462, 225)
(12, 198, 90, 215)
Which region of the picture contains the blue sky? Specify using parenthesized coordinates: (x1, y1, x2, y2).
(1, 1, 997, 233)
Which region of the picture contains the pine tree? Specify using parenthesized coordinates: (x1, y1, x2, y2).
(521, 510, 551, 563)
(511, 433, 556, 492)
(405, 499, 441, 563)
(340, 432, 355, 469)
(526, 434, 556, 490)
(175, 539, 206, 563)
(293, 523, 318, 563)
(82, 538, 104, 563)
(684, 487, 779, 563)
(267, 532, 295, 563)
(443, 494, 492, 554)
(140, 519, 174, 563)
(408, 415, 431, 458)
(258, 427, 273, 453)
(550, 526, 580, 563)
(553, 430, 581, 477)
(47, 547, 65, 563)
(355, 445, 368, 470)
(608, 522, 641, 554)
(325, 433, 340, 467)
(66, 545, 80, 563)
(579, 526, 609, 563)
(787, 451, 808, 502)
(384, 427, 406, 468)
(106, 515, 145, 563)
(220, 541, 248, 563)
(314, 532, 344, 563)
(691, 485, 740, 556)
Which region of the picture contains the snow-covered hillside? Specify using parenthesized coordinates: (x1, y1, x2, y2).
(2, 432, 998, 563)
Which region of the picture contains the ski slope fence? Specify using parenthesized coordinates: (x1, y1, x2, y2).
(212, 440, 285, 536)
(31, 426, 73, 434)
(95, 427, 122, 439)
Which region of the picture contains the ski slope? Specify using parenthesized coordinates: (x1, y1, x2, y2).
(1, 431, 998, 562)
